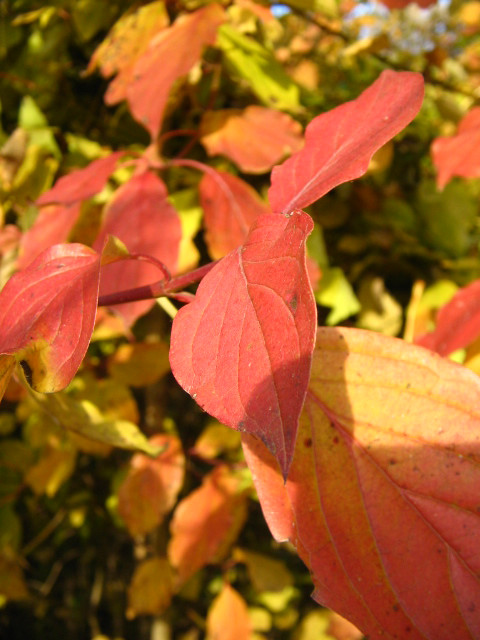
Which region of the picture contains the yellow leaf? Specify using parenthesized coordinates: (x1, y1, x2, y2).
(127, 557, 173, 619)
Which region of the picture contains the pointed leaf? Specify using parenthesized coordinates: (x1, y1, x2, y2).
(200, 106, 303, 173)
(118, 434, 185, 537)
(416, 279, 480, 356)
(269, 70, 424, 214)
(431, 107, 480, 189)
(126, 4, 225, 138)
(170, 211, 316, 478)
(95, 171, 182, 326)
(168, 465, 248, 586)
(243, 327, 480, 640)
(0, 244, 101, 392)
(206, 584, 251, 640)
(36, 151, 125, 206)
(199, 169, 270, 260)
(88, 1, 169, 105)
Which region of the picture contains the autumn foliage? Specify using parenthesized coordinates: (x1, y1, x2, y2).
(1, 1, 480, 639)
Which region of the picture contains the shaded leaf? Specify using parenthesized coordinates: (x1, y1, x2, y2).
(200, 107, 303, 173)
(431, 107, 480, 188)
(0, 356, 16, 405)
(88, 1, 169, 104)
(107, 341, 170, 387)
(95, 171, 182, 326)
(243, 327, 480, 639)
(269, 70, 424, 214)
(199, 169, 270, 260)
(25, 444, 76, 497)
(126, 4, 225, 138)
(206, 583, 251, 640)
(233, 548, 293, 592)
(36, 151, 125, 206)
(17, 203, 82, 270)
(126, 557, 173, 619)
(0, 555, 29, 602)
(118, 434, 185, 537)
(193, 420, 242, 460)
(0, 244, 101, 393)
(168, 465, 248, 586)
(170, 211, 316, 478)
(416, 279, 480, 356)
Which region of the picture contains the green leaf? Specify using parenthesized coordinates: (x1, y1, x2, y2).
(315, 267, 360, 325)
(415, 180, 478, 258)
(217, 25, 300, 111)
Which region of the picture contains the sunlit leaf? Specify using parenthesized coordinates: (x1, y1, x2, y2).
(206, 583, 251, 640)
(200, 106, 303, 173)
(107, 341, 170, 387)
(243, 327, 480, 639)
(269, 70, 424, 214)
(126, 4, 225, 138)
(170, 211, 316, 478)
(0, 244, 101, 393)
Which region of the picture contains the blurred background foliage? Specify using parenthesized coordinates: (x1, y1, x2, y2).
(0, 0, 479, 638)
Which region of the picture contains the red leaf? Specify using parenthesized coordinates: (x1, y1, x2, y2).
(126, 4, 225, 138)
(168, 465, 248, 586)
(36, 152, 125, 206)
(95, 171, 182, 326)
(431, 107, 480, 189)
(243, 327, 480, 640)
(199, 169, 270, 260)
(415, 279, 480, 356)
(88, 1, 169, 105)
(0, 244, 101, 392)
(17, 203, 82, 270)
(269, 70, 424, 214)
(200, 106, 303, 173)
(170, 210, 316, 478)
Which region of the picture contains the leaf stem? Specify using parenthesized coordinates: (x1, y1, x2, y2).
(97, 261, 219, 307)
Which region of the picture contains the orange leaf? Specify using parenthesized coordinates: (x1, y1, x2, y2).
(0, 244, 101, 392)
(206, 583, 251, 640)
(243, 327, 480, 639)
(88, 1, 169, 105)
(432, 107, 480, 188)
(168, 465, 249, 586)
(200, 107, 303, 174)
(118, 434, 185, 537)
(126, 4, 225, 138)
(126, 556, 173, 619)
(199, 169, 270, 260)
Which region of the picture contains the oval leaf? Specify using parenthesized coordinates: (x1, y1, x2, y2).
(200, 106, 303, 173)
(206, 584, 251, 640)
(243, 327, 480, 639)
(170, 211, 317, 478)
(199, 168, 270, 260)
(168, 465, 248, 586)
(0, 244, 101, 392)
(118, 434, 185, 537)
(95, 171, 182, 326)
(269, 70, 424, 214)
